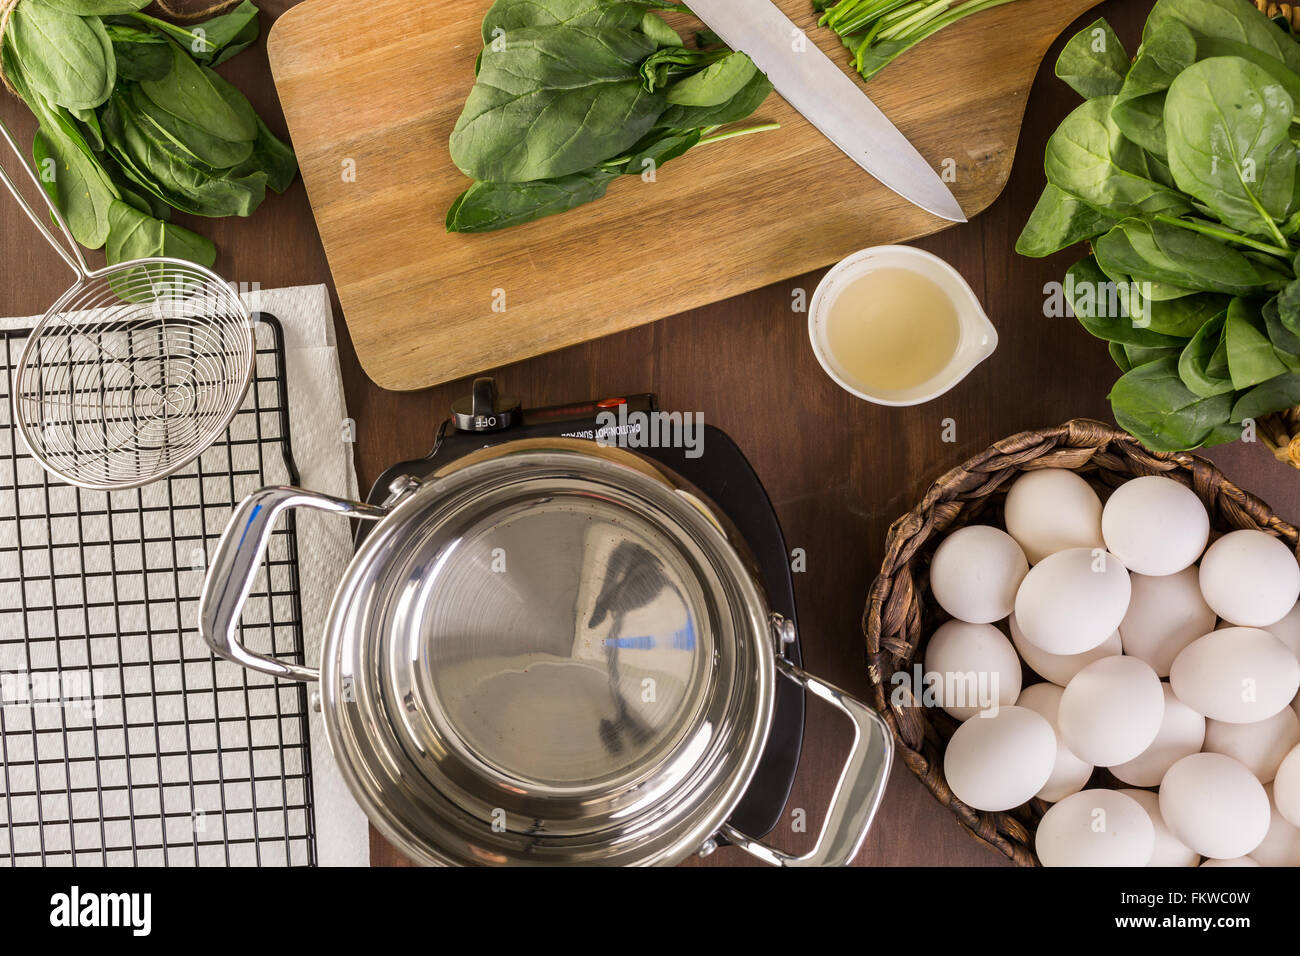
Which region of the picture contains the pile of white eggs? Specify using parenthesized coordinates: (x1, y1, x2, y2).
(926, 470, 1300, 867)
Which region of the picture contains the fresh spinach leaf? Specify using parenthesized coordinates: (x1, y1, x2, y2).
(1066, 256, 1192, 346)
(656, 67, 772, 128)
(229, 115, 297, 194)
(30, 124, 116, 249)
(447, 167, 621, 232)
(1016, 183, 1116, 257)
(1232, 372, 1300, 419)
(1178, 309, 1235, 395)
(663, 51, 755, 106)
(139, 42, 257, 143)
(1095, 218, 1279, 295)
(480, 0, 660, 38)
(37, 1, 149, 13)
(1223, 295, 1287, 387)
(105, 24, 171, 81)
(9, 1, 116, 110)
(188, 0, 260, 66)
(1055, 18, 1129, 98)
(105, 197, 215, 265)
(639, 10, 680, 47)
(1144, 0, 1300, 75)
(1108, 353, 1235, 450)
(1045, 97, 1190, 219)
(1165, 57, 1296, 242)
(127, 82, 253, 169)
(1125, 343, 1182, 367)
(1112, 19, 1196, 157)
(450, 25, 663, 182)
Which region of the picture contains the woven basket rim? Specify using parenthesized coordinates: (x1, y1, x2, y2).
(862, 417, 1299, 866)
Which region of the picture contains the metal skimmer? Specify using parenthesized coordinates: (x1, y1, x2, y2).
(0, 117, 253, 491)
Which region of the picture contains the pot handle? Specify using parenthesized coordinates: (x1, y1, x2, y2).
(720, 656, 894, 867)
(198, 486, 387, 681)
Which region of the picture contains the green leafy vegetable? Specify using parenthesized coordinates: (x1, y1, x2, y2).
(0, 0, 295, 266)
(1109, 353, 1236, 450)
(447, 0, 775, 232)
(1055, 17, 1129, 98)
(1018, 0, 1300, 451)
(8, 1, 116, 110)
(815, 0, 1022, 82)
(1164, 57, 1296, 243)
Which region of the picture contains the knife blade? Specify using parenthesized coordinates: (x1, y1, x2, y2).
(686, 0, 966, 223)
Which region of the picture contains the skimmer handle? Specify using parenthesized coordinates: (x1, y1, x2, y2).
(0, 116, 91, 276)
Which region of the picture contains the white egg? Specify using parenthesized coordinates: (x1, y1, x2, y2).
(1014, 548, 1131, 655)
(929, 525, 1028, 624)
(1275, 744, 1300, 827)
(1169, 627, 1300, 723)
(1263, 599, 1300, 660)
(1009, 614, 1121, 686)
(1251, 783, 1300, 866)
(1203, 707, 1300, 783)
(924, 620, 1022, 720)
(1119, 788, 1199, 867)
(943, 705, 1056, 812)
(1101, 476, 1209, 576)
(1199, 530, 1300, 627)
(1003, 469, 1104, 564)
(1200, 857, 1260, 867)
(1016, 682, 1093, 802)
(1059, 656, 1163, 767)
(1035, 789, 1155, 867)
(1111, 684, 1206, 787)
(1119, 567, 1216, 677)
(1159, 753, 1270, 859)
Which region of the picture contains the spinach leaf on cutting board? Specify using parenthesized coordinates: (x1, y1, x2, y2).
(447, 0, 776, 232)
(450, 25, 663, 183)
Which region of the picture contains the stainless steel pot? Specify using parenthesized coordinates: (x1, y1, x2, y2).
(198, 438, 892, 866)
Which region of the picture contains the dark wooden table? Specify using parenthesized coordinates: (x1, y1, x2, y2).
(3, 0, 1298, 867)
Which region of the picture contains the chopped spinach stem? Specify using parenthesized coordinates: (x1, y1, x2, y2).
(1153, 214, 1294, 259)
(819, 0, 1021, 80)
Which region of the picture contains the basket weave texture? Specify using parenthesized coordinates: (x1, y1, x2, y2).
(862, 418, 1300, 865)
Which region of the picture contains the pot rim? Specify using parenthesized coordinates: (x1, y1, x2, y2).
(319, 439, 779, 866)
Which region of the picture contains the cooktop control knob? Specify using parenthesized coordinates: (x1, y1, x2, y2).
(452, 377, 521, 432)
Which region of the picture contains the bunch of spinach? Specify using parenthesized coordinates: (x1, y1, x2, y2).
(813, 0, 1022, 82)
(1017, 0, 1300, 452)
(446, 0, 777, 233)
(0, 0, 294, 268)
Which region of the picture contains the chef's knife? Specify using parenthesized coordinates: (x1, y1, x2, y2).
(686, 0, 967, 223)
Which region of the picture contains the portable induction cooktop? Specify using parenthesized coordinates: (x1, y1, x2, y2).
(358, 378, 805, 843)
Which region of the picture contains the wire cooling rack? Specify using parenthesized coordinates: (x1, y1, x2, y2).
(0, 314, 317, 866)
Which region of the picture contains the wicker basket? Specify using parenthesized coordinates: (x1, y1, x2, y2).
(862, 418, 1300, 865)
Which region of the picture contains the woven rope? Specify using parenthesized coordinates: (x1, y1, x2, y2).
(0, 0, 242, 96)
(1257, 0, 1300, 30)
(861, 418, 1300, 866)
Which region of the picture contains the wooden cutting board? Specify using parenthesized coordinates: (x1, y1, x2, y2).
(268, 0, 1100, 391)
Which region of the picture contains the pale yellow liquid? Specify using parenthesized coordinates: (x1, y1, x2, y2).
(824, 268, 961, 394)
